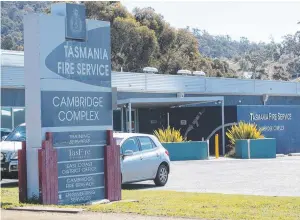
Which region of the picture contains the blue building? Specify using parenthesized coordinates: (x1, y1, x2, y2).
(2, 49, 300, 154)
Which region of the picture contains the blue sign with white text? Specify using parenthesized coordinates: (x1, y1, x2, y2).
(41, 91, 112, 127)
(58, 159, 104, 177)
(45, 28, 111, 87)
(52, 131, 106, 147)
(58, 173, 104, 192)
(237, 105, 300, 154)
(58, 188, 105, 205)
(55, 146, 105, 162)
(52, 130, 106, 204)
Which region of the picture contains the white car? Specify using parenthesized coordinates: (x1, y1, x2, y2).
(114, 132, 171, 186)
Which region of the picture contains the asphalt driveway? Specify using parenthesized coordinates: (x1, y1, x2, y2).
(2, 156, 300, 197)
(124, 156, 300, 197)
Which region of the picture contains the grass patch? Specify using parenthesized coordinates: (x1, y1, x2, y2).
(2, 187, 300, 219)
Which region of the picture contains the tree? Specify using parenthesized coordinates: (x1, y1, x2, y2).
(111, 17, 158, 72)
(286, 57, 300, 78)
(245, 50, 265, 79)
(133, 7, 165, 37)
(0, 1, 234, 76)
(272, 65, 290, 81)
(1, 35, 15, 50)
(85, 1, 130, 22)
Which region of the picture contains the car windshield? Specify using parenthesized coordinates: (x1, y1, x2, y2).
(4, 125, 26, 142)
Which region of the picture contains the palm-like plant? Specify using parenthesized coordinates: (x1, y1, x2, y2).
(153, 126, 185, 143)
(226, 121, 264, 146)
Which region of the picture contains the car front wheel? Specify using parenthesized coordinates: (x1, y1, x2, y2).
(154, 164, 168, 186)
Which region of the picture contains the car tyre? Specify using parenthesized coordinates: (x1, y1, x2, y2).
(154, 164, 168, 186)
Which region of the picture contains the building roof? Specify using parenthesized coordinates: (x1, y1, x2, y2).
(1, 50, 24, 67)
(1, 49, 300, 96)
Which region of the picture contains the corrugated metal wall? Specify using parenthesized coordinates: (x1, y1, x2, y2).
(112, 72, 300, 96)
(1, 66, 24, 88)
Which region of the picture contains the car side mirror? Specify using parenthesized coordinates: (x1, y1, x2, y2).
(1, 136, 7, 141)
(123, 150, 134, 157)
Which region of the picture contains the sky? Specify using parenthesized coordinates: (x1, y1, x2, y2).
(121, 0, 300, 43)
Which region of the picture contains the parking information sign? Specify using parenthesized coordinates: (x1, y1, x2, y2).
(24, 3, 112, 203)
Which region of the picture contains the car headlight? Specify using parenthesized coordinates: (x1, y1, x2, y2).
(10, 152, 18, 160)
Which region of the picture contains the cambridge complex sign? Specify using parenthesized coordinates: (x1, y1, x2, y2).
(24, 3, 112, 204)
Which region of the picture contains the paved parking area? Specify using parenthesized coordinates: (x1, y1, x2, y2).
(3, 157, 300, 197)
(125, 156, 300, 197)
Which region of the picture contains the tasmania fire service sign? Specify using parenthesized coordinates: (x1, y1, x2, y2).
(24, 3, 112, 204)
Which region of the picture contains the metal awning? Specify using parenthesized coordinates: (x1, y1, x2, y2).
(117, 96, 225, 156)
(117, 96, 224, 108)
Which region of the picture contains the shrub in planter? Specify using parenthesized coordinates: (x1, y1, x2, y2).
(154, 127, 208, 161)
(226, 121, 264, 146)
(225, 121, 276, 159)
(154, 126, 185, 143)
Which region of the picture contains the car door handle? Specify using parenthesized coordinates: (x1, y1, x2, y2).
(140, 156, 143, 160)
(156, 153, 159, 157)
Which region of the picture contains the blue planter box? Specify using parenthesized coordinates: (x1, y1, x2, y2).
(162, 141, 209, 161)
(235, 138, 276, 159)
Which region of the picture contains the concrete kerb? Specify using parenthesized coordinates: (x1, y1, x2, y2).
(288, 153, 300, 156)
(209, 155, 289, 160)
(88, 198, 139, 205)
(5, 206, 85, 214)
(4, 199, 139, 214)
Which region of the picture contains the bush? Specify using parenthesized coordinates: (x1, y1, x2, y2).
(226, 121, 264, 146)
(154, 126, 185, 143)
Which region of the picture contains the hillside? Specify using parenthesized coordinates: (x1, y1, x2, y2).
(1, 1, 50, 50)
(1, 1, 299, 80)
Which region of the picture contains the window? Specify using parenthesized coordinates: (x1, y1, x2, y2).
(0, 107, 25, 130)
(5, 125, 26, 142)
(1, 107, 12, 130)
(121, 137, 140, 153)
(13, 108, 25, 128)
(138, 137, 155, 151)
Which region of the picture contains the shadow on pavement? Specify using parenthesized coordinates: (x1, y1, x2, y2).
(122, 183, 158, 190)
